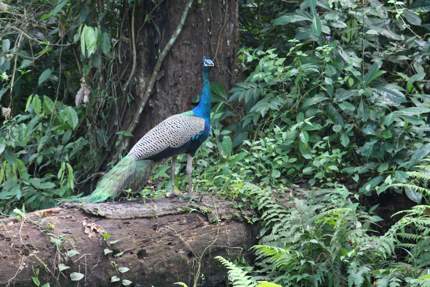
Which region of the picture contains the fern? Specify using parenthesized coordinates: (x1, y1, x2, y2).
(218, 184, 430, 286)
(391, 163, 430, 202)
(216, 256, 283, 287)
(392, 183, 430, 197)
(248, 186, 398, 286)
(387, 205, 430, 270)
(216, 256, 257, 287)
(347, 262, 371, 287)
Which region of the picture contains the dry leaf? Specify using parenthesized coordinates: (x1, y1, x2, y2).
(1, 106, 11, 120)
(82, 220, 106, 238)
(75, 78, 90, 107)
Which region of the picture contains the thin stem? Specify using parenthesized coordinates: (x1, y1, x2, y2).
(123, 2, 137, 91)
(8, 32, 23, 109)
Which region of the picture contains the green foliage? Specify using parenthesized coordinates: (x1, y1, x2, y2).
(217, 185, 430, 287)
(222, 0, 430, 194)
(32, 268, 50, 287)
(251, 186, 394, 287)
(0, 0, 134, 192)
(216, 256, 257, 287)
(390, 158, 430, 203)
(0, 95, 85, 212)
(388, 205, 430, 269)
(381, 204, 430, 287)
(216, 256, 282, 287)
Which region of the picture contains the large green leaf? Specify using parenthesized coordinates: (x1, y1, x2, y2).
(219, 136, 233, 158)
(43, 96, 55, 113)
(311, 15, 322, 37)
(335, 89, 358, 102)
(41, 0, 69, 20)
(0, 180, 21, 200)
(359, 176, 384, 194)
(394, 107, 430, 117)
(29, 178, 56, 190)
(302, 94, 328, 108)
(59, 106, 79, 129)
(273, 14, 311, 26)
(338, 102, 355, 112)
(0, 143, 5, 155)
(249, 96, 285, 117)
(299, 142, 312, 159)
(30, 95, 42, 114)
(299, 130, 309, 144)
(358, 140, 377, 158)
(340, 133, 350, 147)
(257, 282, 282, 287)
(403, 9, 422, 26)
(372, 84, 406, 107)
(80, 25, 99, 57)
(308, 0, 321, 37)
(410, 143, 430, 164)
(38, 69, 53, 86)
(363, 63, 385, 86)
(411, 0, 430, 11)
(100, 32, 111, 56)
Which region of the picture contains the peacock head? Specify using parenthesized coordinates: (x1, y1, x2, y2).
(203, 56, 215, 68)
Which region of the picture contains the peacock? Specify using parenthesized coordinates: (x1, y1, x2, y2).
(82, 57, 215, 203)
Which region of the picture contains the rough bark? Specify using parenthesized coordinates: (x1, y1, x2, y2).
(0, 196, 256, 287)
(131, 0, 239, 142)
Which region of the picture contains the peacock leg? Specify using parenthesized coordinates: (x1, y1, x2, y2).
(186, 154, 193, 193)
(170, 156, 178, 194)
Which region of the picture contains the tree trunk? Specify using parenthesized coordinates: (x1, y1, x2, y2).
(131, 0, 239, 141)
(0, 196, 256, 287)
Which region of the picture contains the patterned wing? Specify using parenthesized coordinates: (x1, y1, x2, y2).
(128, 114, 205, 160)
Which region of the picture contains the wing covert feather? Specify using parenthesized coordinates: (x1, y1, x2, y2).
(128, 114, 205, 160)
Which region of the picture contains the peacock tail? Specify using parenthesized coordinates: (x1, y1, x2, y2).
(81, 114, 206, 203)
(80, 155, 154, 203)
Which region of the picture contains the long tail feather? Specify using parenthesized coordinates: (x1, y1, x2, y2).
(81, 155, 154, 203)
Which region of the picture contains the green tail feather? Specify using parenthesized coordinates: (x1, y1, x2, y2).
(81, 155, 154, 203)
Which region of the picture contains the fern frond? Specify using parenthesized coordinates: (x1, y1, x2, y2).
(391, 183, 430, 197)
(407, 171, 430, 181)
(216, 256, 257, 287)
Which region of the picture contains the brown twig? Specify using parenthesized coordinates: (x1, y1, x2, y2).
(123, 2, 137, 91)
(193, 228, 220, 287)
(214, 0, 228, 61)
(9, 26, 72, 47)
(8, 32, 23, 109)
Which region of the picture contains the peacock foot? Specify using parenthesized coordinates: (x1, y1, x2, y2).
(165, 185, 182, 198)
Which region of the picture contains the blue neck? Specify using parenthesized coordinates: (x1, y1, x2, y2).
(192, 67, 211, 119)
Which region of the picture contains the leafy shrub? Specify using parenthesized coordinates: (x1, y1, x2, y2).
(0, 0, 126, 191)
(221, 0, 430, 194)
(156, 1, 430, 284)
(0, 95, 86, 212)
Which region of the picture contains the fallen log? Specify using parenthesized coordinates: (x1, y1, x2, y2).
(0, 196, 257, 287)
